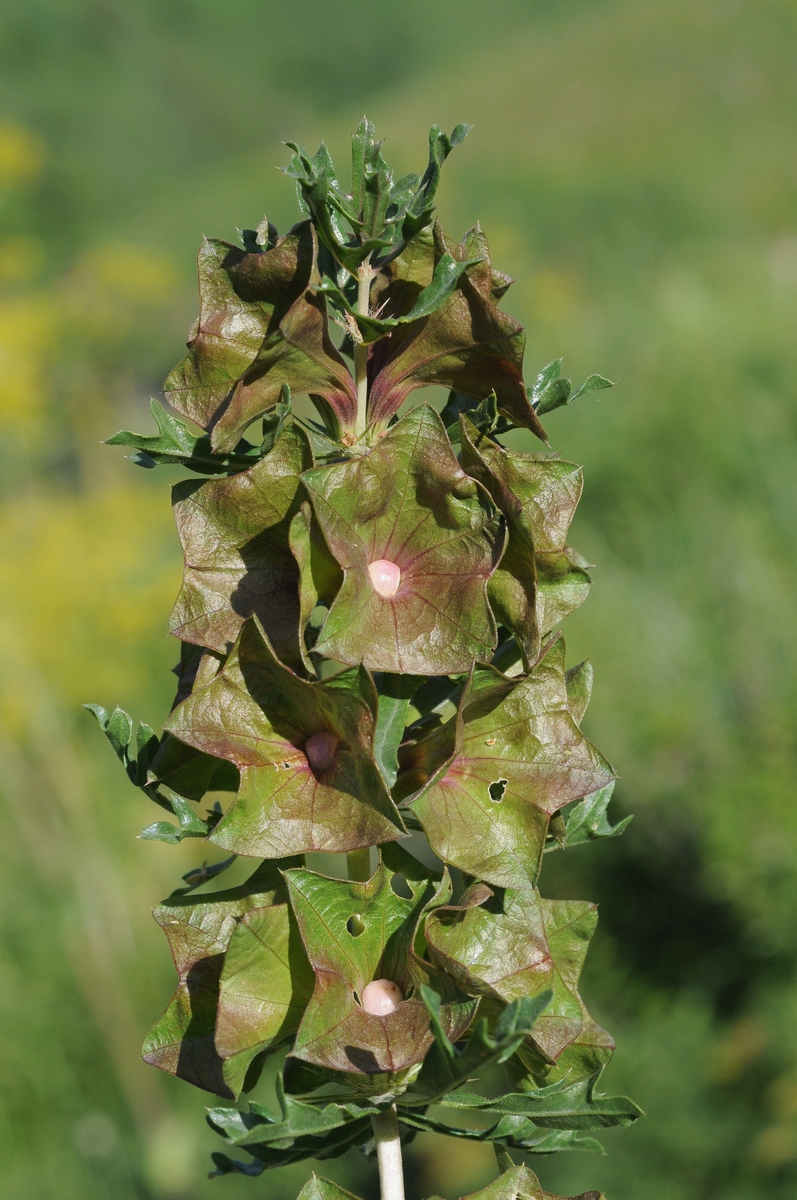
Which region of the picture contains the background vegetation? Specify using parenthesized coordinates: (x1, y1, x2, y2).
(1, 1, 795, 1197)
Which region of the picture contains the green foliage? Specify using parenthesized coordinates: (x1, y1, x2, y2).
(84, 114, 636, 1199)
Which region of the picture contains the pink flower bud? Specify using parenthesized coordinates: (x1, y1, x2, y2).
(304, 731, 338, 772)
(361, 978, 404, 1015)
(367, 559, 401, 598)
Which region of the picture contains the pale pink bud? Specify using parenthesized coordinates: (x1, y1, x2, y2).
(361, 978, 403, 1015)
(304, 731, 338, 772)
(368, 559, 401, 598)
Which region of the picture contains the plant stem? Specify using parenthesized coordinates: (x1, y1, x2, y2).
(346, 847, 372, 881)
(353, 266, 371, 438)
(371, 1106, 405, 1200)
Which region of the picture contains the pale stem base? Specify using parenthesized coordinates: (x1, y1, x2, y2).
(371, 1106, 405, 1200)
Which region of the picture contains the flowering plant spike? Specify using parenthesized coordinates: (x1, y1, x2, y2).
(92, 119, 640, 1200)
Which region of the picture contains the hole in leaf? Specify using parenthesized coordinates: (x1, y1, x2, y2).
(390, 872, 413, 899)
(489, 778, 508, 803)
(347, 914, 366, 937)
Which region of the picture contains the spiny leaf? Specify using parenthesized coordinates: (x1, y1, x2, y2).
(403, 988, 551, 1106)
(164, 617, 405, 858)
(105, 398, 262, 474)
(532, 360, 613, 418)
(438, 1071, 643, 1130)
(550, 783, 633, 851)
(319, 252, 483, 344)
(285, 845, 474, 1076)
(405, 637, 615, 890)
(169, 422, 312, 667)
(302, 404, 504, 675)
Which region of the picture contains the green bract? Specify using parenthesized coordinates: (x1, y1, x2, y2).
(92, 119, 637, 1199)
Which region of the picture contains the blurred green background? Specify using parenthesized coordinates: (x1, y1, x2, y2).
(1, 1, 796, 1197)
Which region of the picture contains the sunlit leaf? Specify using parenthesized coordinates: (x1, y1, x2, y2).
(142, 858, 299, 1097)
(169, 422, 312, 667)
(302, 405, 504, 675)
(105, 397, 261, 474)
(163, 224, 357, 449)
(215, 901, 314, 1093)
(425, 883, 614, 1084)
(285, 845, 474, 1076)
(367, 224, 546, 438)
(460, 417, 590, 665)
(164, 617, 405, 857)
(405, 637, 615, 889)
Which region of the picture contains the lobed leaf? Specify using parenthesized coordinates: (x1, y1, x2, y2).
(164, 617, 405, 857)
(367, 225, 545, 437)
(142, 858, 300, 1097)
(163, 225, 356, 450)
(302, 405, 504, 675)
(405, 637, 615, 890)
(460, 417, 591, 666)
(169, 422, 312, 666)
(105, 397, 263, 474)
(285, 845, 474, 1076)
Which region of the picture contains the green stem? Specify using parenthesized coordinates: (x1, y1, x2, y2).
(346, 847, 372, 881)
(353, 267, 371, 438)
(371, 1106, 405, 1200)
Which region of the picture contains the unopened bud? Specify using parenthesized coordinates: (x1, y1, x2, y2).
(368, 559, 401, 598)
(304, 731, 338, 772)
(361, 978, 403, 1015)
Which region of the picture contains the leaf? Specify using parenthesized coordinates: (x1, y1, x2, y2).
(288, 500, 344, 672)
(460, 417, 591, 665)
(215, 902, 314, 1094)
(209, 1115, 370, 1174)
(169, 422, 312, 666)
(532, 361, 613, 417)
(285, 845, 474, 1076)
(210, 1084, 378, 1150)
(318, 252, 484, 344)
(565, 660, 593, 726)
(142, 858, 300, 1097)
(367, 224, 546, 438)
(402, 988, 551, 1106)
(302, 405, 505, 675)
(105, 398, 262, 474)
(425, 884, 615, 1085)
(398, 1110, 604, 1157)
(553, 783, 633, 851)
(442, 391, 500, 444)
(139, 795, 208, 843)
(146, 733, 239, 802)
(402, 123, 472, 242)
(373, 675, 420, 788)
(438, 1072, 643, 1131)
(164, 617, 405, 857)
(84, 703, 174, 813)
(405, 637, 615, 890)
(163, 224, 357, 450)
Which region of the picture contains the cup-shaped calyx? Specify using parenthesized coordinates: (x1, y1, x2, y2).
(366, 223, 546, 440)
(403, 635, 615, 890)
(164, 616, 405, 857)
(459, 415, 591, 667)
(285, 845, 476, 1075)
(163, 221, 357, 450)
(425, 883, 614, 1085)
(142, 858, 305, 1098)
(169, 423, 312, 669)
(301, 404, 505, 674)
